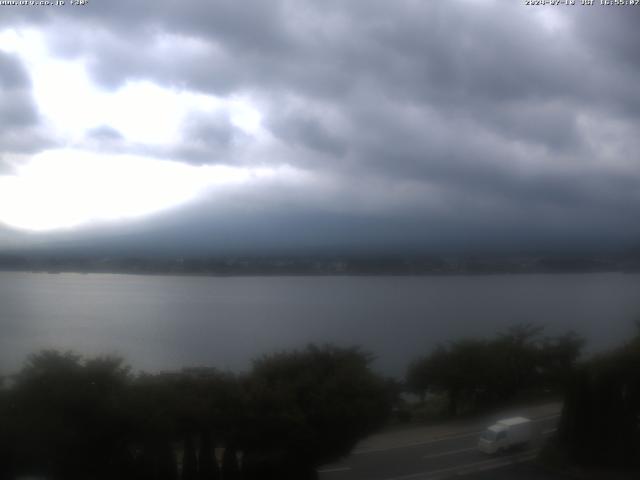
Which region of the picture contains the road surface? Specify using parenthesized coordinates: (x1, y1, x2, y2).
(318, 403, 561, 480)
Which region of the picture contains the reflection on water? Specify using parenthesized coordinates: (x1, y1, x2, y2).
(0, 272, 638, 376)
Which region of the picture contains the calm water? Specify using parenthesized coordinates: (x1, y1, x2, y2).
(1, 272, 639, 377)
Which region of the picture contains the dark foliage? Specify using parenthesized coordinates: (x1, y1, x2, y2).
(6, 351, 133, 480)
(197, 431, 219, 480)
(406, 324, 584, 416)
(0, 344, 391, 479)
(557, 327, 640, 469)
(242, 345, 392, 476)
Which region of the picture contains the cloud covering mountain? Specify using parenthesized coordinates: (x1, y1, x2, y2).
(0, 1, 639, 254)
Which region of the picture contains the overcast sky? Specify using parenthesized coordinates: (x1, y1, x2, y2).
(0, 0, 639, 255)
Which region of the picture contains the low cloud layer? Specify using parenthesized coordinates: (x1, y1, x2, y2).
(0, 51, 52, 160)
(0, 1, 639, 253)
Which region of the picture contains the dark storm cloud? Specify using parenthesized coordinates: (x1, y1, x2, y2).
(86, 125, 124, 141)
(0, 52, 52, 156)
(571, 7, 640, 72)
(2, 1, 640, 250)
(80, 114, 242, 165)
(77, 126, 127, 155)
(0, 51, 36, 128)
(78, 114, 246, 166)
(267, 109, 348, 158)
(0, 51, 29, 87)
(0, 91, 37, 126)
(183, 114, 233, 146)
(162, 111, 248, 165)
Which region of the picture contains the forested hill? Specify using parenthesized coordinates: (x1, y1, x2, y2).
(0, 253, 639, 276)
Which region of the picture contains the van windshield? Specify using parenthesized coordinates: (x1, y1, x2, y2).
(480, 430, 496, 442)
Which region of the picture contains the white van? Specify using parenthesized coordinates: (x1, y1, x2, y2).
(477, 417, 533, 454)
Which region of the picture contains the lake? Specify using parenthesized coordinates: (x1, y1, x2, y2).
(0, 272, 639, 377)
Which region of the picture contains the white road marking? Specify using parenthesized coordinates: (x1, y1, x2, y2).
(317, 466, 352, 473)
(422, 446, 476, 459)
(536, 413, 561, 420)
(381, 451, 539, 480)
(353, 431, 481, 455)
(420, 426, 557, 460)
(452, 452, 539, 478)
(421, 427, 557, 462)
(353, 413, 560, 455)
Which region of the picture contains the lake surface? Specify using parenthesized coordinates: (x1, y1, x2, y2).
(1, 272, 639, 377)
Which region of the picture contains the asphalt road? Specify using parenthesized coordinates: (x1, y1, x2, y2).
(318, 405, 561, 480)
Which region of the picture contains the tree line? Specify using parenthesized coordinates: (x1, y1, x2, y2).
(404, 322, 640, 470)
(406, 324, 584, 416)
(0, 345, 392, 480)
(556, 324, 640, 469)
(1, 323, 637, 478)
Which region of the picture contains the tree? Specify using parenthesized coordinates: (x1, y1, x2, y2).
(242, 345, 392, 478)
(197, 431, 220, 480)
(538, 331, 584, 391)
(182, 435, 198, 480)
(9, 350, 133, 480)
(4, 344, 392, 479)
(407, 340, 496, 415)
(406, 325, 584, 417)
(0, 373, 15, 479)
(489, 324, 544, 401)
(557, 326, 640, 469)
(221, 445, 241, 480)
(406, 356, 432, 402)
(127, 367, 243, 480)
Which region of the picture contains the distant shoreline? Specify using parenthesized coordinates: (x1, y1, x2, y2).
(0, 267, 638, 278)
(1, 252, 638, 277)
